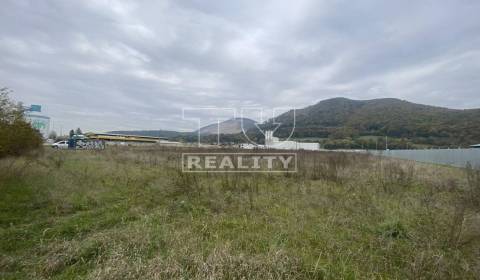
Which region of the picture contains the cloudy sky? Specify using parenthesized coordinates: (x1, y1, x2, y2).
(1, 0, 479, 132)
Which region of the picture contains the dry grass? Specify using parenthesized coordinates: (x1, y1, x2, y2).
(1, 146, 479, 279)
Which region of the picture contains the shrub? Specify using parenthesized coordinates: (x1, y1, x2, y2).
(378, 219, 408, 239)
(0, 88, 43, 158)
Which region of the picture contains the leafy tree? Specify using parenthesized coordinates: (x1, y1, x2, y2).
(0, 87, 42, 158)
(69, 129, 75, 138)
(75, 127, 83, 135)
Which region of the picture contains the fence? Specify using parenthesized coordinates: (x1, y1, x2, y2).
(367, 149, 480, 168)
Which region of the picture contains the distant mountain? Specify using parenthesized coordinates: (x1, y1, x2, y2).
(197, 118, 257, 135)
(107, 118, 257, 141)
(265, 97, 480, 147)
(107, 130, 188, 138)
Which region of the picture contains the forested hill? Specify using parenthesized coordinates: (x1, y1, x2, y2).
(266, 97, 480, 147)
(196, 118, 256, 135)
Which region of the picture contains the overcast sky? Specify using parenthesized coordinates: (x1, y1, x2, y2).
(1, 0, 479, 132)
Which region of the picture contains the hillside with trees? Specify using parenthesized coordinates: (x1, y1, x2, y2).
(261, 97, 480, 149)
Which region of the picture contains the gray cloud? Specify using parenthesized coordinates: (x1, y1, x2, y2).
(1, 0, 479, 132)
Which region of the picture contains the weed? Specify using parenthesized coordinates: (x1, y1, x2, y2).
(0, 147, 478, 279)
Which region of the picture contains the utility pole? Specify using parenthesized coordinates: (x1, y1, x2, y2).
(385, 136, 388, 150)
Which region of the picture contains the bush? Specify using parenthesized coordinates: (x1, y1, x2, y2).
(0, 88, 43, 158)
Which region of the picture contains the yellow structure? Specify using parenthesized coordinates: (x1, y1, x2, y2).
(85, 133, 165, 143)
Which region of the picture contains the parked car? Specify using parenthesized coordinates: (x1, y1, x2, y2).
(51, 140, 69, 149)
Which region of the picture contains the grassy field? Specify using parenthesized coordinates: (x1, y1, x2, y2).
(1, 147, 479, 279)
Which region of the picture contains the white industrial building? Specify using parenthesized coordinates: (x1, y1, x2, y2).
(239, 131, 320, 150)
(264, 131, 320, 150)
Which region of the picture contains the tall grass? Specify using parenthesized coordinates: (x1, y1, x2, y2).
(0, 146, 479, 279)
